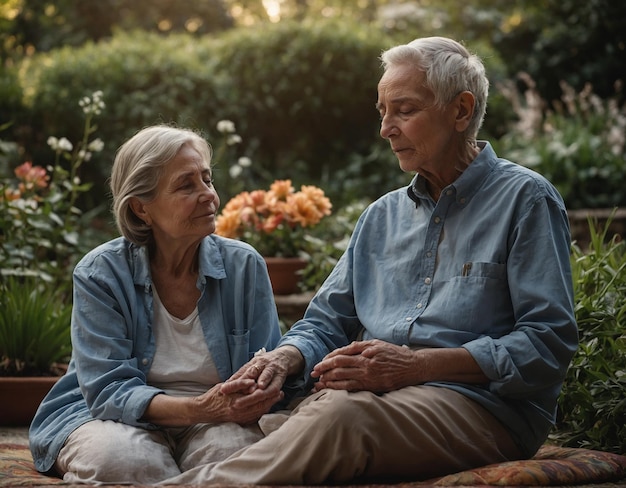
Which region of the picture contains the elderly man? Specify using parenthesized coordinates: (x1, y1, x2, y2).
(164, 36, 578, 486)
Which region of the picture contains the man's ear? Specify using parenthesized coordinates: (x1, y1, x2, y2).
(454, 91, 475, 132)
(129, 197, 151, 226)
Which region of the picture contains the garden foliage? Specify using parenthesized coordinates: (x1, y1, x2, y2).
(551, 217, 626, 454)
(495, 74, 626, 209)
(0, 91, 104, 285)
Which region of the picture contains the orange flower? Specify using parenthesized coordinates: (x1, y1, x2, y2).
(214, 211, 242, 238)
(215, 180, 332, 257)
(3, 187, 22, 201)
(14, 162, 49, 190)
(269, 179, 294, 199)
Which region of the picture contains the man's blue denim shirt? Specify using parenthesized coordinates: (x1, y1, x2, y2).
(280, 142, 578, 457)
(29, 235, 281, 473)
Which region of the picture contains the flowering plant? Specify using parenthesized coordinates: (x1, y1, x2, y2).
(216, 179, 332, 257)
(0, 90, 105, 283)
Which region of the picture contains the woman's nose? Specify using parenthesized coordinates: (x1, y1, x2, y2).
(200, 183, 217, 202)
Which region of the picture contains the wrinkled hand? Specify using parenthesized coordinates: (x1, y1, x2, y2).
(194, 381, 282, 425)
(219, 346, 303, 410)
(311, 339, 419, 393)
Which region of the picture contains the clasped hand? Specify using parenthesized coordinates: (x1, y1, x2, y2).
(311, 339, 419, 393)
(218, 347, 293, 413)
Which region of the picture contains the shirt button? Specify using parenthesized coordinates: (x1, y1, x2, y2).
(416, 303, 423, 309)
(446, 189, 453, 196)
(434, 216, 441, 224)
(459, 197, 466, 204)
(405, 317, 413, 322)
(424, 277, 431, 285)
(426, 251, 432, 258)
(142, 358, 149, 365)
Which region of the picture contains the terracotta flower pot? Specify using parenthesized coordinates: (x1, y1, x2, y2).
(0, 376, 60, 426)
(264, 257, 307, 295)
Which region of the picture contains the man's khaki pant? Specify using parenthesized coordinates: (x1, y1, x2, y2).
(162, 385, 524, 485)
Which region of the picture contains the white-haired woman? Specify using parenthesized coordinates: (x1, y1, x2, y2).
(164, 36, 578, 485)
(29, 125, 282, 484)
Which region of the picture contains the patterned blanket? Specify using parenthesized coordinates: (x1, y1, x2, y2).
(1, 442, 625, 487)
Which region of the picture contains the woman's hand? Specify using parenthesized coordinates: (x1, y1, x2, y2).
(191, 382, 282, 425)
(142, 379, 283, 427)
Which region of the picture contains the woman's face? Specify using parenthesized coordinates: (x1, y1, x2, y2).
(137, 143, 220, 246)
(376, 63, 461, 176)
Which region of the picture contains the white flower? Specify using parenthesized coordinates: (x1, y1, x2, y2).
(227, 134, 242, 145)
(238, 156, 252, 167)
(10, 198, 38, 211)
(58, 137, 73, 152)
(47, 136, 59, 150)
(217, 120, 236, 133)
(78, 150, 92, 161)
(229, 165, 243, 178)
(79, 91, 106, 115)
(88, 138, 104, 152)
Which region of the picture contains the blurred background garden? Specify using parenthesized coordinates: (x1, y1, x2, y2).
(0, 0, 625, 452)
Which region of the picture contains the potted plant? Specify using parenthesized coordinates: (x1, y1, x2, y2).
(0, 91, 105, 425)
(0, 278, 72, 425)
(215, 179, 332, 294)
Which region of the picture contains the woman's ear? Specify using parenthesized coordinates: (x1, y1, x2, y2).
(129, 197, 151, 226)
(454, 91, 475, 132)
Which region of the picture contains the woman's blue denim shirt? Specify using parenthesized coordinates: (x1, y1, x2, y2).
(280, 142, 578, 458)
(29, 234, 281, 473)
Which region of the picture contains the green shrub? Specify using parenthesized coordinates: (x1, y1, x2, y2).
(0, 65, 23, 132)
(16, 31, 230, 207)
(551, 215, 626, 453)
(208, 20, 391, 183)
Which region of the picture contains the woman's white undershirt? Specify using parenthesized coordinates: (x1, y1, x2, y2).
(146, 287, 221, 397)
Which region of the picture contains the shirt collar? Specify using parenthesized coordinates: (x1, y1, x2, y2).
(131, 236, 227, 289)
(407, 141, 496, 207)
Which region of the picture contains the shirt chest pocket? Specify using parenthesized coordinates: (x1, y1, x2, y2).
(461, 261, 506, 280)
(433, 261, 510, 336)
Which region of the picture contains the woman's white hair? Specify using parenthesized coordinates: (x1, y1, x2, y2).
(380, 36, 489, 140)
(110, 125, 213, 247)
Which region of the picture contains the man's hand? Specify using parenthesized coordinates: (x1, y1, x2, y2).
(311, 340, 488, 393)
(219, 345, 304, 410)
(311, 340, 420, 393)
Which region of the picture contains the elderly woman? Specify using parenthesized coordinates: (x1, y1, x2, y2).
(164, 36, 578, 485)
(29, 126, 282, 484)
